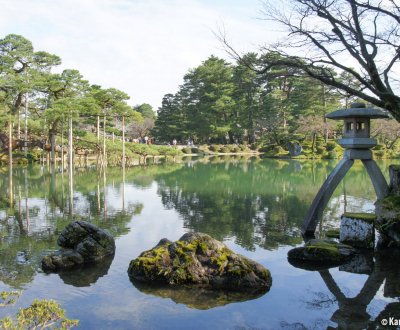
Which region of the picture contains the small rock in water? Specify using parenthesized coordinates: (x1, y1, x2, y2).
(288, 239, 356, 270)
(128, 232, 272, 292)
(42, 221, 115, 272)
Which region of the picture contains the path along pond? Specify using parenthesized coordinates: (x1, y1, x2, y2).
(0, 156, 399, 329)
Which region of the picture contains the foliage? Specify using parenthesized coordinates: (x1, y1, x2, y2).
(0, 291, 21, 307)
(153, 53, 343, 146)
(0, 298, 78, 329)
(133, 103, 156, 120)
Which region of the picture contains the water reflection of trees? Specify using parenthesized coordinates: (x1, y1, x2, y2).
(0, 165, 144, 289)
(155, 158, 388, 251)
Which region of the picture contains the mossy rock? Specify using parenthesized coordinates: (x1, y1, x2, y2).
(288, 239, 355, 270)
(343, 212, 376, 224)
(325, 229, 340, 239)
(128, 232, 272, 292)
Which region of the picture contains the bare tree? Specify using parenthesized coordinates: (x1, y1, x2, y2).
(372, 118, 400, 148)
(221, 0, 400, 120)
(127, 118, 155, 140)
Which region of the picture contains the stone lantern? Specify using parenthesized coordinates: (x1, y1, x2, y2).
(302, 102, 389, 236)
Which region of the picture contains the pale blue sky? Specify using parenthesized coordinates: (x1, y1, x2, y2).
(0, 0, 279, 109)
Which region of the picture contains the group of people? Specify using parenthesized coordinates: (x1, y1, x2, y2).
(168, 138, 194, 147)
(131, 136, 152, 144)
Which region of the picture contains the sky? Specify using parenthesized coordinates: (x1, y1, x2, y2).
(0, 0, 280, 110)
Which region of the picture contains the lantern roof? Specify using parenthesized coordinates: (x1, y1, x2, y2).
(326, 102, 389, 120)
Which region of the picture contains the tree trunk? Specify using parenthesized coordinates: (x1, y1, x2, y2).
(103, 116, 106, 167)
(24, 94, 28, 155)
(97, 115, 100, 144)
(9, 120, 13, 208)
(50, 131, 55, 163)
(17, 108, 21, 140)
(311, 132, 317, 153)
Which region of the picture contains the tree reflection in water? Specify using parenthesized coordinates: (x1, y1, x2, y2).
(155, 158, 380, 251)
(0, 165, 143, 289)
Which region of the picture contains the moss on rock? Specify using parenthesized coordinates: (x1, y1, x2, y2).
(343, 212, 376, 224)
(128, 232, 272, 292)
(288, 239, 355, 269)
(325, 229, 340, 239)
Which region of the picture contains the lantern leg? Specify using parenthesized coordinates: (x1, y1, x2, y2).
(302, 158, 354, 237)
(362, 159, 389, 199)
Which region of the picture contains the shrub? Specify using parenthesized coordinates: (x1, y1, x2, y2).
(326, 151, 338, 159)
(219, 146, 230, 153)
(273, 146, 285, 153)
(326, 141, 337, 151)
(373, 144, 385, 150)
(316, 146, 326, 154)
(249, 143, 262, 151)
(239, 144, 248, 151)
(373, 150, 386, 159)
(182, 147, 192, 154)
(228, 145, 240, 153)
(0, 292, 78, 330)
(209, 145, 220, 152)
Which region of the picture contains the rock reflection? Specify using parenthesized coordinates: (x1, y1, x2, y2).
(131, 281, 268, 310)
(57, 255, 114, 287)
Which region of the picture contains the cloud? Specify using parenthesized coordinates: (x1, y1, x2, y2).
(0, 0, 277, 109)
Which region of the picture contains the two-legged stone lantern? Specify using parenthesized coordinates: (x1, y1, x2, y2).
(302, 102, 389, 237)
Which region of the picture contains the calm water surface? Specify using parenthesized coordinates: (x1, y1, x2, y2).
(0, 157, 399, 329)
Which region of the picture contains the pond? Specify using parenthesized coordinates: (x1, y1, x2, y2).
(0, 156, 399, 329)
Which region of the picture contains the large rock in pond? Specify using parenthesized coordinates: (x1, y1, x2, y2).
(128, 232, 272, 292)
(42, 221, 115, 272)
(288, 239, 356, 270)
